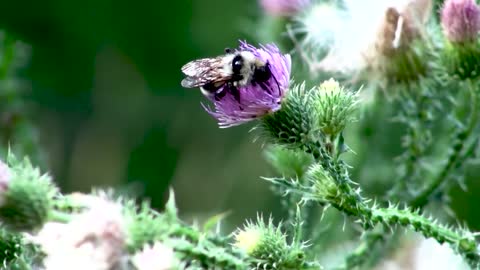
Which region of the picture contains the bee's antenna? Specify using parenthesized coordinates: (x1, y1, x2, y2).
(224, 48, 233, 54)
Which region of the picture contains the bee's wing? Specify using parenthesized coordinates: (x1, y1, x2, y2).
(181, 57, 231, 88)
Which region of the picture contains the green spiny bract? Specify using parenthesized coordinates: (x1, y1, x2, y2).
(310, 78, 359, 140)
(123, 190, 248, 269)
(0, 154, 57, 231)
(377, 44, 428, 85)
(441, 41, 480, 80)
(260, 79, 357, 158)
(0, 227, 23, 267)
(260, 83, 314, 148)
(264, 144, 314, 178)
(234, 216, 311, 270)
(305, 163, 339, 201)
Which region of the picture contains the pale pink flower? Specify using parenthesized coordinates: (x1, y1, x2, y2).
(30, 198, 126, 270)
(260, 0, 310, 16)
(0, 159, 11, 206)
(131, 242, 177, 270)
(441, 0, 480, 43)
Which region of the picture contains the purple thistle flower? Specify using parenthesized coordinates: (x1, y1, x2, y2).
(260, 0, 311, 16)
(204, 42, 291, 128)
(441, 0, 480, 43)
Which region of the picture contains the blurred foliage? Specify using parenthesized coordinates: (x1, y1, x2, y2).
(0, 0, 287, 232)
(2, 1, 480, 265)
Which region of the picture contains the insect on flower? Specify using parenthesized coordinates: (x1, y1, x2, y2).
(181, 47, 277, 102)
(181, 42, 291, 128)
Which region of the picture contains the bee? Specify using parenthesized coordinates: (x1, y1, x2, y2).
(181, 48, 274, 102)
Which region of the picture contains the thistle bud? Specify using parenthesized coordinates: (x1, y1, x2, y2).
(311, 79, 358, 139)
(441, 0, 480, 43)
(0, 227, 24, 266)
(264, 145, 314, 178)
(0, 155, 57, 231)
(234, 217, 307, 269)
(306, 164, 339, 201)
(234, 225, 263, 255)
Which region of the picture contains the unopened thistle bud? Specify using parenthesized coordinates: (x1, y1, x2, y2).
(306, 164, 339, 201)
(264, 145, 314, 178)
(234, 217, 307, 269)
(311, 79, 359, 139)
(0, 155, 57, 231)
(260, 0, 310, 17)
(441, 0, 480, 43)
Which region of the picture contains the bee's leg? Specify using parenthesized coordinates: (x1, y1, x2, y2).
(258, 81, 271, 94)
(253, 62, 276, 94)
(231, 74, 243, 81)
(214, 88, 227, 101)
(202, 82, 224, 100)
(229, 85, 241, 103)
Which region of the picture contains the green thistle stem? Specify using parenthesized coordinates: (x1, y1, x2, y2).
(47, 210, 72, 223)
(333, 232, 384, 270)
(410, 84, 479, 208)
(390, 85, 436, 199)
(301, 146, 480, 268)
(328, 187, 480, 268)
(335, 83, 477, 269)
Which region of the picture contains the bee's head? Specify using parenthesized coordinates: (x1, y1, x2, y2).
(232, 51, 266, 74)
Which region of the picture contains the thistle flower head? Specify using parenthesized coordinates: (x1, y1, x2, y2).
(30, 198, 127, 270)
(205, 41, 291, 128)
(234, 226, 263, 255)
(131, 242, 178, 270)
(441, 0, 480, 43)
(260, 0, 310, 17)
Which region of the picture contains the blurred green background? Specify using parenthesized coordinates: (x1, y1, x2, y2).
(0, 0, 283, 230)
(2, 0, 480, 236)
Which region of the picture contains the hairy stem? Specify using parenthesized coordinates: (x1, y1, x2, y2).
(333, 232, 384, 270)
(390, 87, 435, 198)
(335, 84, 479, 270)
(410, 85, 479, 208)
(329, 188, 480, 268)
(300, 142, 480, 268)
